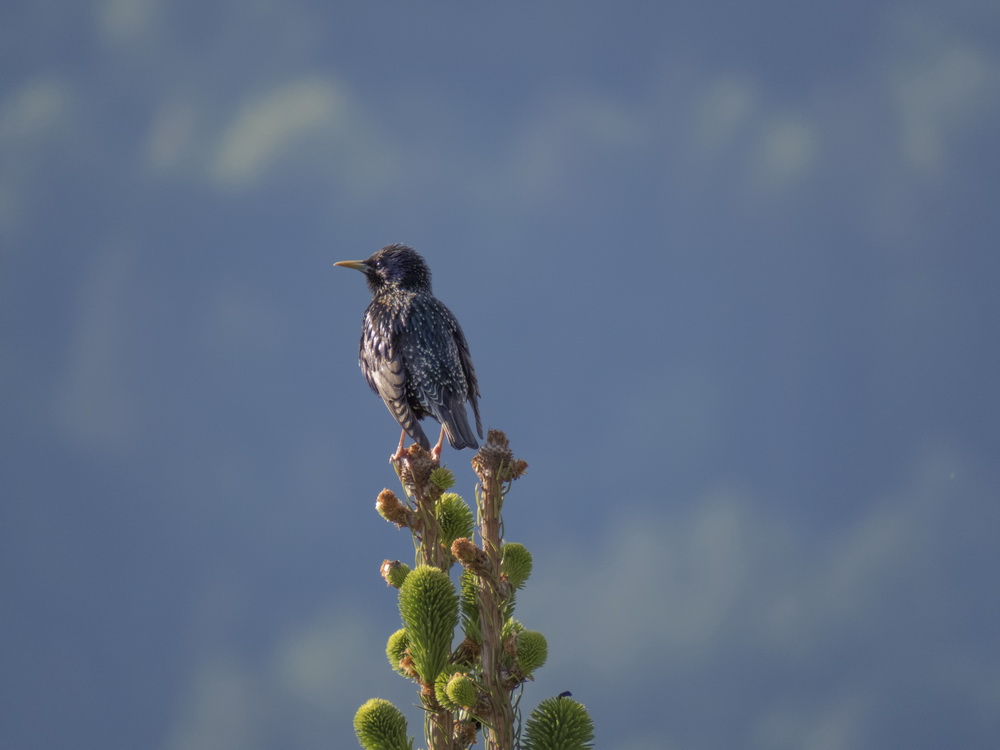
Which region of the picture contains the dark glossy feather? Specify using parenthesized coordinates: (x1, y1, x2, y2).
(341, 244, 482, 450)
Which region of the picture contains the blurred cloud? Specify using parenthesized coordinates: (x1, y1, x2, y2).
(5, 3, 999, 749)
(0, 76, 71, 240)
(691, 75, 759, 156)
(891, 40, 999, 173)
(754, 690, 869, 750)
(98, 0, 159, 44)
(524, 442, 997, 744)
(611, 737, 683, 750)
(618, 366, 726, 474)
(756, 115, 816, 189)
(527, 485, 764, 670)
(0, 77, 67, 140)
(211, 78, 341, 188)
(53, 243, 142, 453)
(688, 74, 821, 200)
(166, 656, 267, 750)
(272, 610, 379, 710)
(165, 609, 392, 750)
(204, 280, 285, 358)
(506, 89, 647, 204)
(208, 77, 395, 193)
(146, 98, 200, 175)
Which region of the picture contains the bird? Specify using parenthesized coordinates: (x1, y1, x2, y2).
(334, 244, 482, 460)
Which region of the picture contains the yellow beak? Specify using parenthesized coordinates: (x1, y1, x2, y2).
(333, 260, 370, 272)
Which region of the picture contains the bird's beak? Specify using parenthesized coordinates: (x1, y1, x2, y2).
(333, 260, 370, 272)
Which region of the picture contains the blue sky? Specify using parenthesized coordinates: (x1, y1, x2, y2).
(3, 2, 999, 748)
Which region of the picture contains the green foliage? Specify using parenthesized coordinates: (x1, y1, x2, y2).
(515, 630, 547, 675)
(397, 565, 458, 684)
(459, 568, 481, 644)
(522, 696, 595, 750)
(437, 493, 474, 547)
(433, 665, 480, 712)
(381, 560, 411, 588)
(385, 628, 410, 677)
(445, 671, 479, 709)
(502, 617, 524, 643)
(432, 664, 468, 712)
(357, 434, 587, 749)
(429, 467, 456, 491)
(500, 542, 533, 589)
(353, 698, 413, 750)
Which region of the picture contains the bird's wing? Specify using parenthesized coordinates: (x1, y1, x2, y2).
(453, 320, 483, 439)
(399, 298, 481, 448)
(360, 305, 429, 448)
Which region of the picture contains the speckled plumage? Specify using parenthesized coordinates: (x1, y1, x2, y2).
(336, 244, 482, 451)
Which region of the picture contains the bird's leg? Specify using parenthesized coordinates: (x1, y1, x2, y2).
(390, 428, 408, 463)
(431, 425, 446, 462)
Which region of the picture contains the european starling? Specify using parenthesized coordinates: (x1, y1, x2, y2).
(335, 244, 483, 459)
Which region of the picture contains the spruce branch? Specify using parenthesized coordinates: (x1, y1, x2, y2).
(466, 430, 527, 750)
(355, 430, 592, 750)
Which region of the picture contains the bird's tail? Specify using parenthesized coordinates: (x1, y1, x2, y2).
(440, 403, 479, 450)
(405, 421, 431, 451)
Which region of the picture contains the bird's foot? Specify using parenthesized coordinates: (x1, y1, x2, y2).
(390, 429, 409, 464)
(430, 425, 446, 463)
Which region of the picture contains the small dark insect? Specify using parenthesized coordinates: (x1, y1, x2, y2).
(558, 691, 573, 699)
(335, 244, 482, 460)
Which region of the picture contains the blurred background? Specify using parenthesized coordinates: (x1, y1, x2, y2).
(3, 2, 999, 748)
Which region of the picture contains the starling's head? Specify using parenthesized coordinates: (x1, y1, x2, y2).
(335, 244, 432, 295)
